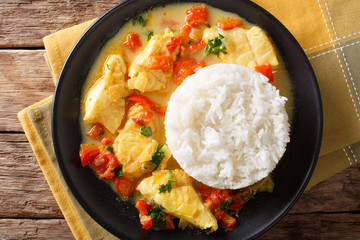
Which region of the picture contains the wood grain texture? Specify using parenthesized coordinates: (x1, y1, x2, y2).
(0, 0, 124, 48)
(0, 134, 62, 218)
(260, 213, 360, 240)
(1, 213, 359, 240)
(0, 50, 54, 132)
(0, 219, 74, 240)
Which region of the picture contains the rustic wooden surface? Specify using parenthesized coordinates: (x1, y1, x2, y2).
(0, 0, 359, 239)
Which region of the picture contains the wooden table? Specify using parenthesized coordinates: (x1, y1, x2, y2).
(1, 1, 359, 239)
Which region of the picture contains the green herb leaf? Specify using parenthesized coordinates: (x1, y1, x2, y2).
(146, 30, 153, 41)
(150, 144, 165, 170)
(218, 198, 236, 215)
(106, 63, 111, 70)
(122, 96, 130, 99)
(132, 15, 148, 27)
(98, 132, 105, 136)
(148, 206, 167, 231)
(105, 145, 114, 153)
(112, 164, 123, 179)
(140, 126, 152, 137)
(158, 170, 176, 193)
(205, 34, 227, 58)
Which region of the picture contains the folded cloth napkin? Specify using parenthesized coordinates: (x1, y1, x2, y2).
(18, 0, 360, 239)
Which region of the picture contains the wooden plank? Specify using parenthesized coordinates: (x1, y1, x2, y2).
(0, 50, 54, 132)
(0, 133, 62, 218)
(290, 162, 360, 214)
(0, 219, 74, 240)
(1, 213, 359, 239)
(0, 0, 124, 48)
(260, 213, 360, 239)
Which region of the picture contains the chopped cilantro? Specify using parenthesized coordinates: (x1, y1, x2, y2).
(132, 15, 148, 26)
(148, 206, 167, 231)
(112, 164, 123, 179)
(140, 126, 152, 137)
(150, 144, 165, 170)
(159, 170, 176, 193)
(106, 63, 110, 70)
(205, 34, 227, 57)
(218, 198, 236, 215)
(146, 30, 153, 41)
(105, 145, 114, 153)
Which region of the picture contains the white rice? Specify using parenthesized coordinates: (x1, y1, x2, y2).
(165, 63, 290, 189)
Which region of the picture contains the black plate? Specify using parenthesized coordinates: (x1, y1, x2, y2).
(52, 0, 323, 239)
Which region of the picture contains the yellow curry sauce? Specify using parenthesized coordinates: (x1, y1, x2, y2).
(79, 2, 293, 233)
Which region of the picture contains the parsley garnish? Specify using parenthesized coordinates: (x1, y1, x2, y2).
(205, 34, 227, 57)
(148, 206, 167, 231)
(132, 15, 148, 26)
(146, 30, 153, 41)
(112, 164, 123, 179)
(105, 145, 114, 153)
(159, 170, 176, 193)
(140, 126, 152, 137)
(150, 144, 165, 170)
(106, 63, 111, 70)
(218, 198, 236, 215)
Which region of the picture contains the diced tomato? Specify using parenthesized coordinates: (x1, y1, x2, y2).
(217, 18, 242, 30)
(185, 6, 208, 25)
(198, 183, 216, 199)
(213, 207, 225, 220)
(101, 137, 112, 146)
(228, 201, 246, 211)
(126, 93, 166, 115)
(163, 214, 175, 230)
(126, 93, 153, 110)
(219, 212, 237, 231)
(148, 55, 172, 70)
(87, 123, 105, 141)
(173, 58, 205, 85)
(131, 111, 154, 126)
(140, 215, 152, 230)
(114, 176, 134, 198)
(135, 200, 152, 216)
(79, 144, 100, 167)
(90, 151, 119, 179)
(165, 36, 182, 55)
(188, 40, 205, 54)
(255, 64, 274, 82)
(123, 33, 142, 52)
(180, 24, 192, 41)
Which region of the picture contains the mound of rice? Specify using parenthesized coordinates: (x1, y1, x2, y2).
(165, 63, 290, 189)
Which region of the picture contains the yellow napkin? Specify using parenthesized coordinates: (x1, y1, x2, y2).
(18, 0, 360, 239)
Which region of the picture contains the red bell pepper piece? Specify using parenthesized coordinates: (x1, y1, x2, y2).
(87, 123, 105, 141)
(217, 18, 242, 30)
(123, 33, 142, 52)
(166, 36, 182, 55)
(185, 6, 208, 25)
(79, 144, 100, 167)
(126, 93, 166, 115)
(255, 64, 274, 82)
(114, 176, 134, 198)
(148, 55, 172, 70)
(173, 58, 205, 85)
(188, 40, 205, 54)
(90, 151, 119, 179)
